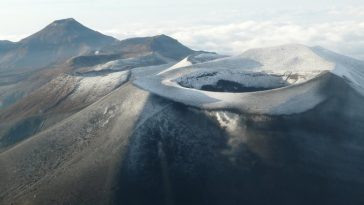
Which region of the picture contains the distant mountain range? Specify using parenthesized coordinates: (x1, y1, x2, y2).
(0, 18, 197, 74)
(69, 34, 195, 68)
(99, 34, 194, 59)
(0, 18, 200, 110)
(0, 18, 118, 73)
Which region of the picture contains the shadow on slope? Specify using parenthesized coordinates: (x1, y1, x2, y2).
(0, 74, 363, 205)
(0, 71, 130, 151)
(113, 74, 364, 205)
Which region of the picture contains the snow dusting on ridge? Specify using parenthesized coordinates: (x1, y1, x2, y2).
(134, 44, 364, 115)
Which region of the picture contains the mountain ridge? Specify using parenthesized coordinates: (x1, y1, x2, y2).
(97, 34, 194, 60)
(0, 19, 199, 111)
(68, 34, 196, 69)
(0, 18, 118, 72)
(1, 41, 364, 205)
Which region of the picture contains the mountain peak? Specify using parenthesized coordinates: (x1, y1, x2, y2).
(152, 34, 180, 42)
(48, 18, 82, 28)
(96, 34, 194, 61)
(149, 34, 194, 60)
(37, 18, 89, 36)
(53, 17, 77, 23)
(0, 18, 118, 71)
(19, 18, 117, 45)
(153, 34, 170, 39)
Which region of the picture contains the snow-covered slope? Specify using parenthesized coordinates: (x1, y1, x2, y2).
(81, 52, 174, 73)
(0, 71, 130, 142)
(2, 71, 364, 205)
(312, 46, 364, 95)
(159, 52, 227, 74)
(68, 71, 130, 103)
(1, 44, 364, 205)
(134, 44, 364, 115)
(240, 44, 333, 72)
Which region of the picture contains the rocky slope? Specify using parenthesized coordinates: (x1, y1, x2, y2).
(0, 18, 197, 110)
(0, 18, 118, 73)
(0, 44, 364, 205)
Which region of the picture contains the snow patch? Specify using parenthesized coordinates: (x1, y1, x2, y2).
(312, 46, 364, 96)
(215, 112, 239, 131)
(176, 70, 321, 92)
(69, 71, 129, 102)
(91, 53, 172, 72)
(159, 52, 228, 75)
(241, 44, 334, 72)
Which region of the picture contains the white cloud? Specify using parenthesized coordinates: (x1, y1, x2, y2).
(0, 34, 27, 42)
(104, 20, 364, 60)
(2, 4, 364, 61)
(328, 6, 364, 17)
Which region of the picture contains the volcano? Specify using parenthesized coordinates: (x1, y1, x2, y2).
(0, 40, 364, 205)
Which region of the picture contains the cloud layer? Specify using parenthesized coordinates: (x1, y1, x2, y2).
(2, 4, 364, 61)
(105, 20, 364, 60)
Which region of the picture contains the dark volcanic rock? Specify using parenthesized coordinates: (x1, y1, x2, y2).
(1, 76, 363, 205)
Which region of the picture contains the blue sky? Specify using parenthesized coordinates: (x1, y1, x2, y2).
(1, 0, 364, 59)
